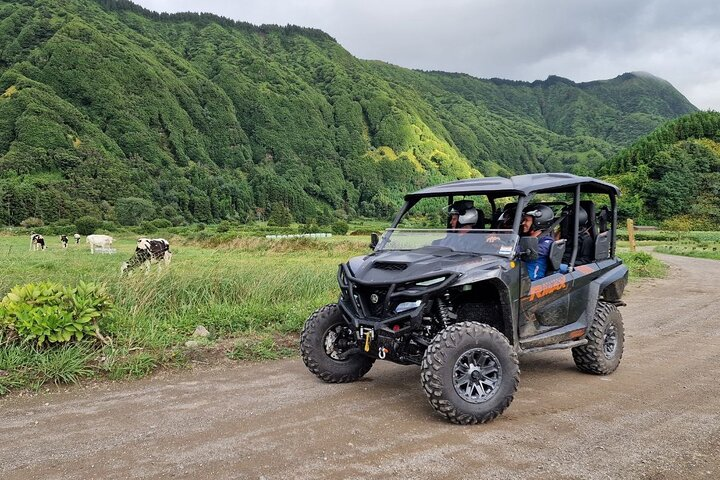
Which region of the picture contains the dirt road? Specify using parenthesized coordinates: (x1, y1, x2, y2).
(2, 253, 719, 479)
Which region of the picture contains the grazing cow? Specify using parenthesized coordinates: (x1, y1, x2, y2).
(30, 233, 45, 251)
(121, 238, 172, 274)
(74, 233, 81, 244)
(86, 234, 114, 254)
(60, 234, 69, 248)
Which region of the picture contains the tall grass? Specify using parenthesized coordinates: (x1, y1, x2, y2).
(0, 234, 366, 391)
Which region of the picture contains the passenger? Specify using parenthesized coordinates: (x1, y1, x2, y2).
(520, 204, 555, 280)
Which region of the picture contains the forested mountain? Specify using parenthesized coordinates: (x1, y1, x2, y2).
(0, 0, 697, 226)
(601, 111, 720, 228)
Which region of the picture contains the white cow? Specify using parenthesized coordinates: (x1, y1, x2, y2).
(86, 234, 114, 254)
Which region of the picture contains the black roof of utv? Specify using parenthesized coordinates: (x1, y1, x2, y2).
(405, 173, 620, 200)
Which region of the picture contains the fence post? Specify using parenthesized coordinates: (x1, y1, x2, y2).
(627, 218, 636, 252)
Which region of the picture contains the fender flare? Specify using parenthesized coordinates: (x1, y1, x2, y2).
(585, 264, 629, 320)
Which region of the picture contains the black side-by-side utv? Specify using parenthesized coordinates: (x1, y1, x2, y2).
(301, 173, 628, 424)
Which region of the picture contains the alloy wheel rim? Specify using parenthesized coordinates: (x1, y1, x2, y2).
(453, 348, 502, 403)
(603, 323, 618, 359)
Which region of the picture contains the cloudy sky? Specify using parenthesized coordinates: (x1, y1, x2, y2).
(134, 0, 720, 110)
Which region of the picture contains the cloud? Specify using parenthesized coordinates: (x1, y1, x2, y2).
(133, 0, 720, 109)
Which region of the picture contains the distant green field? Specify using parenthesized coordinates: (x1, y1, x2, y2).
(655, 243, 720, 260)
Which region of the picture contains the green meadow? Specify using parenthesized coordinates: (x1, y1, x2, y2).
(0, 233, 367, 392)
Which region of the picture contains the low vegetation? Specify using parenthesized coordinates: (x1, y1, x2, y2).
(0, 233, 366, 393)
(0, 226, 686, 394)
(618, 251, 668, 278)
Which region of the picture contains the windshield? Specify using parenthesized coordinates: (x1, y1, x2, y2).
(377, 229, 519, 257)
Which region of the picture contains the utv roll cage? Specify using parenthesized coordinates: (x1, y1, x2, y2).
(383, 173, 621, 268)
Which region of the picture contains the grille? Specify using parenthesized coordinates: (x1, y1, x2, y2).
(362, 288, 388, 317)
(373, 262, 408, 271)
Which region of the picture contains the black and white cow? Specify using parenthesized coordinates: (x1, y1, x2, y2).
(121, 238, 172, 274)
(30, 233, 45, 251)
(60, 234, 69, 248)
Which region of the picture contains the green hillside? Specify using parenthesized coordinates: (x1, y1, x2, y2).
(601, 111, 720, 227)
(0, 0, 697, 226)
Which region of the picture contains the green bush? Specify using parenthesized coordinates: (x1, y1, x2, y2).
(75, 216, 101, 235)
(136, 221, 158, 235)
(216, 220, 232, 233)
(20, 217, 44, 228)
(299, 222, 321, 234)
(0, 282, 114, 346)
(331, 220, 349, 236)
(151, 218, 173, 229)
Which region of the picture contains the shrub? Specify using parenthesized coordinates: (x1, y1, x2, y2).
(75, 216, 101, 235)
(331, 220, 349, 236)
(20, 217, 44, 228)
(299, 222, 321, 234)
(216, 220, 232, 233)
(0, 282, 114, 346)
(136, 221, 158, 235)
(151, 218, 172, 229)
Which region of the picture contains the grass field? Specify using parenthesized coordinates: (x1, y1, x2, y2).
(0, 229, 673, 394)
(0, 233, 368, 392)
(655, 243, 720, 260)
(616, 229, 720, 261)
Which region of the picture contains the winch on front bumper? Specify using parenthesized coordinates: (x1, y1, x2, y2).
(336, 263, 459, 364)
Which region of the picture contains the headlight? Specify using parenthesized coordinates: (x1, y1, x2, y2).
(395, 300, 422, 313)
(415, 277, 446, 287)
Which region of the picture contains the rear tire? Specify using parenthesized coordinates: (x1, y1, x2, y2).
(300, 304, 374, 383)
(421, 322, 519, 424)
(572, 302, 625, 374)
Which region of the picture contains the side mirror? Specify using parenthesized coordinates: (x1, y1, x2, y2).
(369, 232, 379, 250)
(517, 236, 539, 260)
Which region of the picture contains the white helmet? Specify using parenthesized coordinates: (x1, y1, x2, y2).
(449, 200, 478, 227)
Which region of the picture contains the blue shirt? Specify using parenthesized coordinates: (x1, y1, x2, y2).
(526, 236, 554, 280)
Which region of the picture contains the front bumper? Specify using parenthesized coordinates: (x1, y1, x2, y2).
(336, 263, 458, 338)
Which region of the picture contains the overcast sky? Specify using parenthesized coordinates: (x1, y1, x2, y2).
(134, 0, 720, 110)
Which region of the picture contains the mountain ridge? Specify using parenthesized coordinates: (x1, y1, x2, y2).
(0, 0, 698, 226)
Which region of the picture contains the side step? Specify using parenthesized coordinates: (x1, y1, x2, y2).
(519, 339, 587, 354)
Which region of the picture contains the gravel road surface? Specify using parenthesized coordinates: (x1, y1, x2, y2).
(2, 253, 719, 479)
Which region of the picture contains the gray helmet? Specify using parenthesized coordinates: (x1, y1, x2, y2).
(522, 204, 554, 230)
(449, 200, 478, 227)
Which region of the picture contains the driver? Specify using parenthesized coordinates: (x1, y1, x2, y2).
(521, 204, 555, 280)
(433, 200, 478, 250)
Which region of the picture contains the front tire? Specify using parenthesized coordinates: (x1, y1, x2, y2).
(572, 302, 625, 374)
(300, 304, 374, 383)
(421, 322, 519, 424)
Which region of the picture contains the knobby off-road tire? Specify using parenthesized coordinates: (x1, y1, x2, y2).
(572, 301, 625, 375)
(300, 304, 374, 383)
(421, 321, 519, 425)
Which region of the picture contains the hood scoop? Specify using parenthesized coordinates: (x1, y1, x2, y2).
(372, 261, 408, 271)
